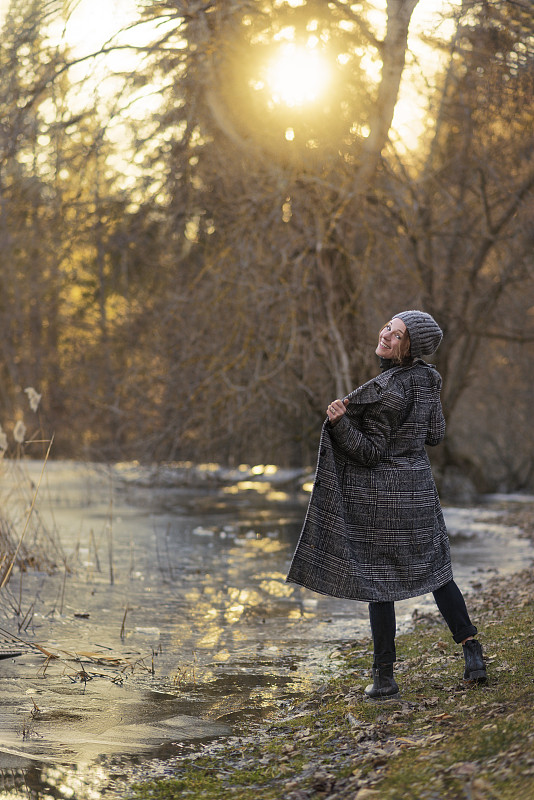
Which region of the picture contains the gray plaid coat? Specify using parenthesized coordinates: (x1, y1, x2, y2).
(287, 361, 453, 601)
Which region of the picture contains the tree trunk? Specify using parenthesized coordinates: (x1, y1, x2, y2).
(354, 0, 419, 187)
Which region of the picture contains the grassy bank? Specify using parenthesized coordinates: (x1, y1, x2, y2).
(130, 567, 534, 800)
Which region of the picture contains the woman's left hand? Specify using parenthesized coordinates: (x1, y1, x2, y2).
(327, 398, 348, 425)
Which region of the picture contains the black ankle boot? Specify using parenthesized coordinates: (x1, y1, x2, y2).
(364, 663, 400, 699)
(462, 639, 486, 683)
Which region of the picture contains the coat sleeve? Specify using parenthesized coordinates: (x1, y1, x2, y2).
(328, 387, 404, 467)
(425, 399, 446, 446)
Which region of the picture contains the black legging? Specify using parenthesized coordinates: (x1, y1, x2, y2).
(368, 580, 478, 665)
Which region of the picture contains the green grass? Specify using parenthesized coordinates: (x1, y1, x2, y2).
(129, 571, 534, 799)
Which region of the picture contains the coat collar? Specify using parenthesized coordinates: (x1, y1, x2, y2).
(345, 359, 440, 405)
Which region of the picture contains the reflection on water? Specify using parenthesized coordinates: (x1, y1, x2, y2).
(0, 461, 532, 798)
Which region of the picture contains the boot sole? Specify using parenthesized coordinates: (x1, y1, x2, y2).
(364, 691, 401, 702)
(464, 670, 487, 683)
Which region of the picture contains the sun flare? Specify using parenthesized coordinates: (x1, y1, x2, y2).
(266, 43, 330, 107)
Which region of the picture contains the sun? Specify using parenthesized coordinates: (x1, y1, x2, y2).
(266, 43, 331, 108)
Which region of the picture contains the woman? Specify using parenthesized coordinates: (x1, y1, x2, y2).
(287, 310, 486, 698)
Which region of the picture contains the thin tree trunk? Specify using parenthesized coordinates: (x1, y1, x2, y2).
(354, 0, 419, 187)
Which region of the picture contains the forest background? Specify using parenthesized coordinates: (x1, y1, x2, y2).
(0, 0, 532, 495)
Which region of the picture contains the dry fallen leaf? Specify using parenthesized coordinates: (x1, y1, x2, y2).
(355, 789, 382, 799)
(449, 761, 478, 777)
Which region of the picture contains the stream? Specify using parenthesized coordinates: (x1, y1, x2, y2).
(0, 460, 532, 798)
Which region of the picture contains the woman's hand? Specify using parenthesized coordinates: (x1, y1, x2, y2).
(326, 398, 348, 426)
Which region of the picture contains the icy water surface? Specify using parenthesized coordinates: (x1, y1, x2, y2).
(0, 461, 532, 798)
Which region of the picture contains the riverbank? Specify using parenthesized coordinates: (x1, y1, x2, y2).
(129, 562, 534, 800)
(1, 465, 533, 797)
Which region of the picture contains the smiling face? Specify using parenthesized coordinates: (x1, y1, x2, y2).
(376, 318, 410, 361)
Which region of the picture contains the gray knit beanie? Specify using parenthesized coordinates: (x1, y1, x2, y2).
(394, 310, 443, 357)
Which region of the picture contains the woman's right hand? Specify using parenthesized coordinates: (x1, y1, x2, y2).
(326, 398, 348, 426)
